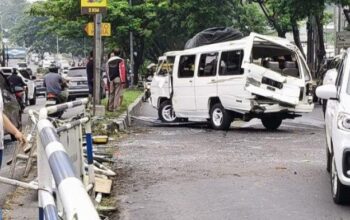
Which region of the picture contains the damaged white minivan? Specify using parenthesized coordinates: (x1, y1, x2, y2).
(150, 33, 314, 130)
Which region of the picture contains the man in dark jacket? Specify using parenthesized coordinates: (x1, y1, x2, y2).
(8, 68, 26, 89)
(8, 68, 26, 107)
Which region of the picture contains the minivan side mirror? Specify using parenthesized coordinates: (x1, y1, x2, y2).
(316, 84, 337, 100)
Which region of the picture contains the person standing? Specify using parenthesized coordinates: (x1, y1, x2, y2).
(86, 51, 94, 97)
(107, 49, 125, 111)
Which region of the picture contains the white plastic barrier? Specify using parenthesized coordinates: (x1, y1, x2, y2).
(37, 99, 99, 220)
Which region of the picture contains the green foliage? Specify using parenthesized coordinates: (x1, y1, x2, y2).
(11, 0, 269, 81)
(0, 0, 29, 31)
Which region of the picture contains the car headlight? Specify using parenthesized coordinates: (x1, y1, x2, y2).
(338, 112, 350, 131)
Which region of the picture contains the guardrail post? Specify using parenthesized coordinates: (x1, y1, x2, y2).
(85, 119, 96, 197)
(38, 108, 53, 220)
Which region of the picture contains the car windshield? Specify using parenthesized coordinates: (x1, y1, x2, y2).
(19, 70, 30, 79)
(68, 69, 86, 77)
(1, 69, 12, 76)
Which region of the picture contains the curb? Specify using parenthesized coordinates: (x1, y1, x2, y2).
(106, 94, 143, 133)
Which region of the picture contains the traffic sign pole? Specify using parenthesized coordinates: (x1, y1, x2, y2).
(81, 0, 107, 115)
(93, 13, 102, 115)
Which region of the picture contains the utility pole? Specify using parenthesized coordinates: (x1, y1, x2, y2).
(81, 0, 106, 115)
(335, 4, 344, 55)
(56, 35, 59, 55)
(129, 0, 134, 87)
(93, 13, 102, 114)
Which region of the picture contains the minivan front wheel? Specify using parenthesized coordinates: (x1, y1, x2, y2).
(210, 103, 232, 130)
(331, 154, 350, 204)
(158, 100, 177, 123)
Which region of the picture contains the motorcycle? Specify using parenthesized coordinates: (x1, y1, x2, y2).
(46, 93, 64, 118)
(14, 86, 26, 111)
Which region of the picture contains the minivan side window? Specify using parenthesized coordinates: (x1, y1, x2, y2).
(178, 55, 196, 78)
(198, 53, 218, 77)
(219, 50, 244, 75)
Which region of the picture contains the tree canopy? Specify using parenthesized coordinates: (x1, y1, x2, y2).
(3, 0, 347, 81)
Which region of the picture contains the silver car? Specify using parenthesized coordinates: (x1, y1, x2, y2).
(66, 67, 89, 100)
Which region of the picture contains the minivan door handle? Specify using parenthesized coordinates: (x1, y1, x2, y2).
(189, 80, 193, 83)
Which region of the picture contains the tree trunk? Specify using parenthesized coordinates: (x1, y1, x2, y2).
(277, 31, 286, 38)
(133, 38, 145, 86)
(306, 16, 314, 72)
(315, 14, 326, 77)
(291, 20, 306, 59)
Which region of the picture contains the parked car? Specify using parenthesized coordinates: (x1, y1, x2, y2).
(66, 67, 89, 100)
(42, 58, 56, 69)
(0, 67, 37, 105)
(35, 79, 46, 97)
(0, 71, 22, 141)
(151, 33, 314, 130)
(17, 62, 28, 69)
(316, 49, 350, 204)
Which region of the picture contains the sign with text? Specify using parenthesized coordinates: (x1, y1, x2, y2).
(336, 31, 350, 49)
(81, 0, 107, 14)
(85, 22, 111, 37)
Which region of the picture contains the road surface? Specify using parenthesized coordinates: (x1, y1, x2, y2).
(112, 103, 350, 220)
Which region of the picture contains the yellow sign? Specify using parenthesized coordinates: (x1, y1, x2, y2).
(81, 0, 107, 14)
(85, 22, 111, 37)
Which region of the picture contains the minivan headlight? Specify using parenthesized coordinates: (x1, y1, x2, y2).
(338, 112, 350, 131)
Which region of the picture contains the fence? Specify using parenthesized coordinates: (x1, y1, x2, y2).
(0, 98, 101, 220)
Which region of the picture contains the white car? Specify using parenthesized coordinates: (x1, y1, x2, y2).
(151, 33, 314, 130)
(42, 59, 52, 69)
(316, 49, 350, 204)
(0, 67, 37, 105)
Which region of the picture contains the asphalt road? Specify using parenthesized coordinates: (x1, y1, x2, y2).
(113, 103, 350, 220)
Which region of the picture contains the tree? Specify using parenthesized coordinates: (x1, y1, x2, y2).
(29, 0, 268, 84)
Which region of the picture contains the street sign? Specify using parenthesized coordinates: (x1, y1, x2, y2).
(81, 0, 107, 15)
(85, 22, 111, 37)
(336, 31, 350, 49)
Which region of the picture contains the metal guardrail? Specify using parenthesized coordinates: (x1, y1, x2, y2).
(37, 98, 99, 220)
(37, 119, 99, 219)
(0, 98, 100, 219)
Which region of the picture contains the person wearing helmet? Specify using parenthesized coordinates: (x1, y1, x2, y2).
(43, 66, 68, 104)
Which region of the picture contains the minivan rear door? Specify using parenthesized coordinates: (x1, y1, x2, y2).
(241, 33, 306, 106)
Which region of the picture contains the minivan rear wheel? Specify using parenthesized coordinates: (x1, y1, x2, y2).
(158, 100, 177, 123)
(261, 116, 282, 130)
(209, 103, 232, 130)
(331, 154, 350, 204)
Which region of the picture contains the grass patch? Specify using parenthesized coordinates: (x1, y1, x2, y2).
(102, 88, 143, 118)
